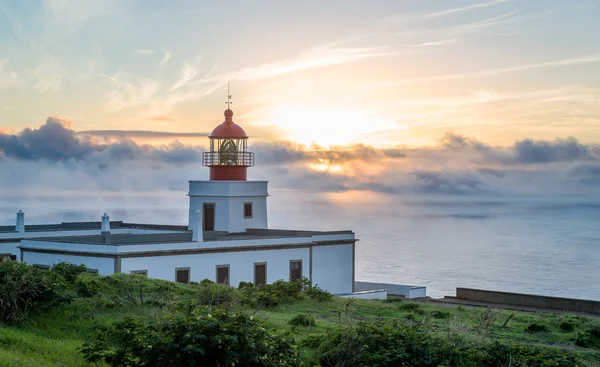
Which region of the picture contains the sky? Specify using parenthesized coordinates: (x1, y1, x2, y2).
(0, 0, 600, 202)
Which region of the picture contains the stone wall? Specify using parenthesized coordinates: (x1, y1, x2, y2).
(456, 288, 600, 314)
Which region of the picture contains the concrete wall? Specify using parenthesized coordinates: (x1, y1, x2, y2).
(22, 252, 114, 275)
(188, 181, 268, 233)
(339, 290, 388, 300)
(312, 244, 353, 295)
(121, 247, 309, 287)
(456, 288, 600, 314)
(355, 281, 427, 299)
(0, 242, 20, 261)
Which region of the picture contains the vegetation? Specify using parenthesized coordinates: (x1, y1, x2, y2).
(1, 259, 600, 366)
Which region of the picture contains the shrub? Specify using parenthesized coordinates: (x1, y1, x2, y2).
(573, 325, 600, 349)
(51, 262, 88, 283)
(525, 323, 549, 333)
(398, 302, 421, 311)
(559, 320, 575, 332)
(100, 273, 174, 307)
(81, 309, 302, 367)
(382, 298, 403, 303)
(238, 281, 254, 289)
(430, 310, 451, 319)
(308, 321, 581, 367)
(0, 259, 45, 324)
(75, 273, 104, 298)
(289, 313, 316, 327)
(304, 282, 333, 302)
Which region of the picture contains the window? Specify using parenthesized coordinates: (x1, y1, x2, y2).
(33, 264, 50, 270)
(254, 263, 267, 286)
(87, 269, 99, 275)
(131, 270, 148, 276)
(244, 202, 253, 218)
(0, 254, 16, 261)
(216, 265, 230, 285)
(176, 267, 190, 284)
(290, 260, 302, 281)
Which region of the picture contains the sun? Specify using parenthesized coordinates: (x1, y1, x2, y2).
(259, 104, 400, 147)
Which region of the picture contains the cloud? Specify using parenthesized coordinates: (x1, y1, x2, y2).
(134, 49, 154, 55)
(149, 116, 176, 121)
(0, 117, 204, 163)
(167, 63, 198, 92)
(384, 53, 600, 86)
(421, 0, 510, 19)
(1, 120, 599, 196)
(0, 59, 19, 89)
(158, 50, 171, 68)
(77, 130, 208, 139)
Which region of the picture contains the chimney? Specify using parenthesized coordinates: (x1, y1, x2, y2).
(16, 210, 25, 233)
(192, 209, 203, 242)
(101, 213, 111, 234)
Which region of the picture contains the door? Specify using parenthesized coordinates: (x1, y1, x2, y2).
(203, 203, 215, 231)
(254, 263, 266, 286)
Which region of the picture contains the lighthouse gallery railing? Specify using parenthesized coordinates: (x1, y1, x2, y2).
(202, 151, 254, 167)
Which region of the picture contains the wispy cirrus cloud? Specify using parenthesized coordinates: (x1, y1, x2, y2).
(0, 60, 19, 89)
(158, 50, 171, 68)
(384, 54, 600, 86)
(422, 0, 510, 19)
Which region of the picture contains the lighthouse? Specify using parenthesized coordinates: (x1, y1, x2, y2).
(187, 107, 268, 234)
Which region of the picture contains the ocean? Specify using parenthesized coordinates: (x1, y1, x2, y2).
(2, 190, 599, 300)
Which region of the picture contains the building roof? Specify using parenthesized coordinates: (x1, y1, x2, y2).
(21, 228, 354, 246)
(0, 221, 188, 234)
(209, 109, 247, 138)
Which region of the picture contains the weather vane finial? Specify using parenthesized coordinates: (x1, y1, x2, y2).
(225, 82, 232, 109)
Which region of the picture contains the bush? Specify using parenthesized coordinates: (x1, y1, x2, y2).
(75, 273, 104, 298)
(0, 259, 46, 324)
(289, 313, 316, 327)
(238, 281, 254, 289)
(308, 321, 581, 367)
(100, 273, 174, 307)
(573, 325, 600, 349)
(398, 302, 421, 312)
(559, 320, 575, 332)
(81, 309, 302, 367)
(525, 323, 549, 333)
(51, 262, 88, 283)
(430, 310, 451, 319)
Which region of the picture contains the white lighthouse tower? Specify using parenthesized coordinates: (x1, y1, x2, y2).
(187, 105, 268, 234)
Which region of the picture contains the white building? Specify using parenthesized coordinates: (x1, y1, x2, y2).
(0, 107, 371, 296)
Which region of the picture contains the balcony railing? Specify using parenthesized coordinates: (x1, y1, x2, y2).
(202, 151, 254, 167)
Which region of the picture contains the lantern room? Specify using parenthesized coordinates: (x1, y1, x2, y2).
(202, 109, 254, 181)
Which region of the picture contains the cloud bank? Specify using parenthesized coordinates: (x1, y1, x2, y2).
(0, 118, 599, 196)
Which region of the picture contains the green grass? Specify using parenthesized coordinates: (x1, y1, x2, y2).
(2, 287, 600, 366)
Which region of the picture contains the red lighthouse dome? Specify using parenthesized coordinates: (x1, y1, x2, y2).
(209, 109, 247, 138)
(202, 109, 254, 181)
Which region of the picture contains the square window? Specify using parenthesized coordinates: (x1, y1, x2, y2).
(131, 270, 148, 276)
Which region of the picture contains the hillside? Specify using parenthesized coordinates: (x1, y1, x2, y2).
(1, 261, 599, 366)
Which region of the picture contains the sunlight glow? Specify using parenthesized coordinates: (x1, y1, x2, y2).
(260, 104, 401, 147)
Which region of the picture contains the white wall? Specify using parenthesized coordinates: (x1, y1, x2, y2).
(121, 247, 309, 287)
(0, 242, 20, 260)
(188, 181, 268, 233)
(21, 252, 114, 275)
(339, 290, 388, 300)
(312, 244, 353, 295)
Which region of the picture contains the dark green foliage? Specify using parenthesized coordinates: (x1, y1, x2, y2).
(238, 278, 332, 308)
(99, 273, 175, 307)
(0, 259, 45, 324)
(238, 281, 254, 289)
(573, 325, 600, 349)
(289, 313, 316, 327)
(525, 323, 549, 333)
(51, 262, 88, 283)
(559, 320, 575, 332)
(81, 308, 302, 367)
(398, 302, 421, 311)
(382, 298, 403, 303)
(308, 321, 581, 367)
(430, 310, 451, 319)
(75, 273, 103, 297)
